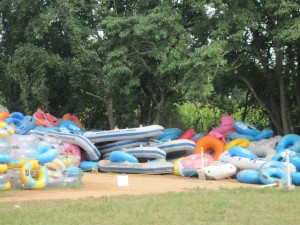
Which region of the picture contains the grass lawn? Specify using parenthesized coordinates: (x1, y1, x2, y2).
(0, 187, 299, 225)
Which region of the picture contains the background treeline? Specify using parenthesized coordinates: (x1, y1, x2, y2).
(0, 0, 299, 135)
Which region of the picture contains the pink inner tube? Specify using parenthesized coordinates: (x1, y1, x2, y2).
(60, 143, 81, 167)
(181, 153, 213, 169)
(207, 131, 226, 144)
(221, 116, 234, 126)
(211, 125, 238, 138)
(210, 116, 238, 138)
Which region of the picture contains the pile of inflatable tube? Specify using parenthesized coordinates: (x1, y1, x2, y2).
(2, 107, 300, 190)
(0, 135, 84, 190)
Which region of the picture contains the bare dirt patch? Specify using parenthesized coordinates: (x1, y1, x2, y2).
(0, 172, 256, 202)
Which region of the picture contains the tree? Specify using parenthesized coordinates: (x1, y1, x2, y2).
(1, 0, 106, 128)
(203, 0, 300, 135)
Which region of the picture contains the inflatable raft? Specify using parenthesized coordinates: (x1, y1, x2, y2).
(83, 125, 164, 143)
(29, 130, 100, 161)
(98, 160, 173, 174)
(155, 139, 195, 160)
(98, 139, 151, 154)
(103, 146, 167, 162)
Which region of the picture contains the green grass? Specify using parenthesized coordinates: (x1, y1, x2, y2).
(0, 187, 299, 225)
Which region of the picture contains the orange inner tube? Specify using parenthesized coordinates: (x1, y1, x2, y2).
(0, 111, 9, 121)
(62, 113, 83, 129)
(194, 136, 225, 161)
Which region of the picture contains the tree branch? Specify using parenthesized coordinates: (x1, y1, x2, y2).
(239, 76, 283, 133)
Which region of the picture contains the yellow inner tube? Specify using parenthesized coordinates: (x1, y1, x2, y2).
(224, 138, 250, 151)
(173, 157, 185, 176)
(8, 159, 26, 169)
(20, 160, 48, 190)
(0, 164, 11, 190)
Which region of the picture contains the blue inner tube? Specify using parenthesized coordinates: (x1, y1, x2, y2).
(254, 129, 274, 141)
(0, 151, 10, 164)
(259, 160, 286, 171)
(291, 172, 300, 185)
(80, 161, 99, 172)
(9, 112, 24, 120)
(156, 128, 181, 140)
(275, 134, 300, 153)
(109, 151, 139, 163)
(36, 145, 59, 164)
(159, 133, 180, 142)
(229, 146, 258, 159)
(259, 167, 288, 185)
(234, 121, 260, 137)
(237, 169, 261, 184)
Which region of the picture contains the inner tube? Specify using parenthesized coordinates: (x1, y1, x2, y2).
(159, 133, 180, 142)
(59, 119, 83, 134)
(36, 145, 59, 164)
(291, 172, 300, 186)
(0, 111, 9, 121)
(33, 108, 59, 127)
(259, 160, 287, 171)
(62, 113, 83, 130)
(229, 146, 258, 160)
(8, 159, 26, 168)
(173, 157, 198, 177)
(20, 160, 49, 190)
(156, 128, 181, 141)
(9, 112, 24, 120)
(194, 136, 225, 160)
(275, 134, 300, 153)
(254, 129, 274, 141)
(224, 138, 250, 151)
(259, 167, 288, 185)
(80, 161, 99, 172)
(19, 116, 36, 134)
(121, 146, 167, 162)
(6, 116, 36, 135)
(272, 151, 300, 171)
(0, 164, 11, 190)
(179, 128, 196, 140)
(60, 143, 81, 167)
(180, 153, 213, 169)
(207, 131, 226, 144)
(234, 121, 260, 137)
(0, 122, 15, 138)
(0, 151, 11, 164)
(236, 169, 261, 184)
(109, 151, 139, 163)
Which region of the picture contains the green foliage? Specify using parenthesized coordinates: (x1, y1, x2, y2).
(176, 100, 270, 133)
(1, 0, 299, 132)
(7, 44, 60, 113)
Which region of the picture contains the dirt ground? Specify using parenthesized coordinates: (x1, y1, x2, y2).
(0, 172, 258, 203)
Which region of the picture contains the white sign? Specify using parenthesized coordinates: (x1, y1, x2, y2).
(117, 174, 129, 187)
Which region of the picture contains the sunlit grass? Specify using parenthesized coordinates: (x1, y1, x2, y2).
(0, 187, 299, 225)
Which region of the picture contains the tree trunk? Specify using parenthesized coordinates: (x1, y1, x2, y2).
(293, 75, 300, 110)
(278, 76, 290, 134)
(105, 90, 116, 129)
(98, 74, 116, 129)
(155, 88, 166, 125)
